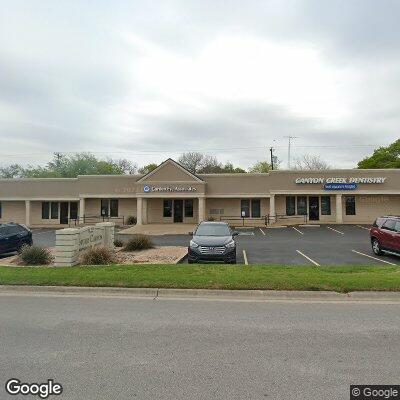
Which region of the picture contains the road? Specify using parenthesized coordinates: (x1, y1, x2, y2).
(1, 293, 399, 399)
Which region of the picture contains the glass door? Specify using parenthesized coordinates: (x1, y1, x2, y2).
(308, 197, 319, 221)
(173, 200, 184, 223)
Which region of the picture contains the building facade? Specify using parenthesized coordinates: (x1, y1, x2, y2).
(0, 159, 399, 227)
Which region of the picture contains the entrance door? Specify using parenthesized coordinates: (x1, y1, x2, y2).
(173, 200, 184, 223)
(308, 197, 319, 221)
(60, 202, 69, 225)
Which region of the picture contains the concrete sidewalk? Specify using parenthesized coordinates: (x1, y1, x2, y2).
(1, 285, 400, 302)
(119, 223, 196, 235)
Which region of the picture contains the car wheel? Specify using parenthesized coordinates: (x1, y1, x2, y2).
(188, 259, 195, 264)
(371, 238, 383, 255)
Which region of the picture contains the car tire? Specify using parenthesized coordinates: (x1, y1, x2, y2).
(188, 259, 195, 264)
(371, 238, 383, 255)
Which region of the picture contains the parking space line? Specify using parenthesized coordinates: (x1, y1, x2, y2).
(327, 226, 345, 235)
(243, 250, 248, 265)
(259, 228, 266, 236)
(292, 227, 304, 235)
(356, 225, 370, 231)
(351, 250, 398, 266)
(296, 250, 320, 266)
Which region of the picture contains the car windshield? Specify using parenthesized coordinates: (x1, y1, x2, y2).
(0, 226, 13, 237)
(195, 224, 231, 236)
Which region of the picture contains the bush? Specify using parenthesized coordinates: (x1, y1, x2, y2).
(81, 246, 115, 265)
(126, 216, 137, 225)
(114, 239, 123, 247)
(206, 216, 215, 221)
(123, 235, 153, 251)
(19, 245, 54, 266)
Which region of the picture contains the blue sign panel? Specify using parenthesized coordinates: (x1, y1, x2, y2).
(324, 183, 357, 190)
(143, 185, 151, 193)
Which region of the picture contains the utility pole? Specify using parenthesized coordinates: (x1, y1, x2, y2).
(270, 147, 274, 170)
(284, 136, 298, 169)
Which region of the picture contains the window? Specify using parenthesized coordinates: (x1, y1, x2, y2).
(296, 196, 307, 215)
(251, 199, 261, 218)
(163, 200, 172, 217)
(286, 196, 295, 216)
(321, 196, 331, 215)
(382, 219, 396, 231)
(51, 202, 59, 219)
(110, 199, 119, 217)
(70, 202, 78, 220)
(241, 200, 250, 217)
(0, 202, 2, 219)
(184, 199, 193, 218)
(101, 199, 109, 217)
(395, 221, 400, 232)
(42, 202, 50, 219)
(345, 196, 356, 215)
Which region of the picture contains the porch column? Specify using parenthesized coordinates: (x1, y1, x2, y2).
(137, 197, 143, 225)
(198, 197, 205, 222)
(336, 194, 343, 223)
(269, 194, 275, 223)
(142, 198, 148, 224)
(25, 200, 31, 227)
(79, 197, 85, 225)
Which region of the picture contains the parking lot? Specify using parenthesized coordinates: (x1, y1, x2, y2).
(6, 225, 398, 266)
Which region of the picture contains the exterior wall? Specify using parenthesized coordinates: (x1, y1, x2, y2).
(0, 201, 26, 224)
(206, 198, 270, 219)
(84, 198, 136, 220)
(31, 201, 64, 227)
(146, 198, 198, 224)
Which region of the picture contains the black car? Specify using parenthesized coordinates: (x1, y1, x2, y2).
(188, 221, 238, 264)
(0, 223, 33, 255)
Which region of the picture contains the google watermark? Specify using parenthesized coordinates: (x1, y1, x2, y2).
(5, 379, 63, 399)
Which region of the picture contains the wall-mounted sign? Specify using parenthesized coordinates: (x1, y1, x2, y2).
(143, 185, 197, 193)
(324, 183, 357, 190)
(295, 177, 387, 184)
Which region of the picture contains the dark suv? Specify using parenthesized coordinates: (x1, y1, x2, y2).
(370, 216, 400, 257)
(0, 223, 33, 255)
(188, 221, 238, 264)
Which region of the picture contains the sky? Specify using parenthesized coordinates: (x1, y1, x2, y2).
(0, 0, 399, 170)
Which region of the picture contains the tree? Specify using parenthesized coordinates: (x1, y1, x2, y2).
(294, 154, 330, 170)
(178, 152, 245, 174)
(139, 163, 158, 175)
(0, 153, 138, 178)
(178, 152, 204, 173)
(358, 139, 400, 169)
(249, 161, 271, 173)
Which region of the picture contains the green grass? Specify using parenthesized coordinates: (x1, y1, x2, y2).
(0, 264, 400, 292)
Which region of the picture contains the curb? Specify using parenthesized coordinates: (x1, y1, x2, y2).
(1, 285, 400, 302)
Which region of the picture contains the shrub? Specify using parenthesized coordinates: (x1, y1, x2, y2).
(126, 216, 137, 225)
(81, 246, 116, 265)
(114, 239, 123, 247)
(123, 235, 153, 251)
(206, 216, 215, 221)
(19, 245, 54, 266)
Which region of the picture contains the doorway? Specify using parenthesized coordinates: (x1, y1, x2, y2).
(308, 197, 319, 221)
(60, 202, 69, 224)
(173, 200, 184, 223)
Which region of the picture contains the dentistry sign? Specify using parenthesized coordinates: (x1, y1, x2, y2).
(295, 177, 387, 191)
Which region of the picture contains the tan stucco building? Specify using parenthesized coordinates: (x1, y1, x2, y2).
(0, 159, 399, 227)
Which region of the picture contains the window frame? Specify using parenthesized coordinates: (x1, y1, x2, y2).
(50, 202, 59, 220)
(184, 199, 193, 218)
(241, 199, 250, 218)
(321, 196, 331, 216)
(286, 196, 295, 216)
(345, 196, 356, 215)
(251, 199, 261, 218)
(296, 196, 307, 215)
(163, 199, 173, 218)
(110, 199, 119, 218)
(100, 199, 109, 217)
(42, 202, 50, 219)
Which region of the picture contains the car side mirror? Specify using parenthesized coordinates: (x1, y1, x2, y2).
(232, 231, 239, 237)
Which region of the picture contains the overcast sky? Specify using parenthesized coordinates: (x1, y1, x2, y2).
(0, 0, 399, 170)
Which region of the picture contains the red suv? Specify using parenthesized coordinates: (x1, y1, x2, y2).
(370, 216, 400, 257)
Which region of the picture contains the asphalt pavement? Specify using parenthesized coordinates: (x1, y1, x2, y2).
(0, 293, 399, 399)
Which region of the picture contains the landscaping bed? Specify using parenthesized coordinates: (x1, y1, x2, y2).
(0, 264, 399, 292)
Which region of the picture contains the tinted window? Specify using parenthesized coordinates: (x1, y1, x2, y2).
(286, 196, 295, 216)
(110, 199, 118, 217)
(0, 225, 21, 236)
(296, 197, 307, 215)
(163, 200, 172, 217)
(51, 202, 59, 219)
(0, 202, 2, 219)
(382, 219, 396, 231)
(373, 217, 385, 227)
(195, 224, 231, 236)
(345, 196, 356, 215)
(184, 199, 193, 218)
(101, 199, 109, 216)
(241, 200, 250, 217)
(70, 202, 78, 220)
(321, 196, 331, 215)
(251, 199, 261, 218)
(42, 202, 50, 219)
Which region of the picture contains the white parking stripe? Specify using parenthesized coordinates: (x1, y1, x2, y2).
(259, 228, 266, 236)
(351, 250, 398, 266)
(243, 250, 249, 265)
(356, 225, 370, 231)
(296, 250, 320, 266)
(292, 226, 304, 235)
(327, 226, 344, 235)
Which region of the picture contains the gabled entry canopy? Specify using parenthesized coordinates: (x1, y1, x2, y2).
(137, 158, 204, 183)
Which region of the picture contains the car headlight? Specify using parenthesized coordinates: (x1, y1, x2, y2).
(189, 240, 199, 248)
(225, 240, 235, 248)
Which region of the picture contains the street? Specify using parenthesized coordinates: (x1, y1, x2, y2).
(1, 293, 399, 399)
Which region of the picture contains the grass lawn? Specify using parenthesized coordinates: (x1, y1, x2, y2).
(0, 264, 400, 292)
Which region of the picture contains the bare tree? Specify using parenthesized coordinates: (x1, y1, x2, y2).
(178, 152, 204, 173)
(294, 154, 330, 170)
